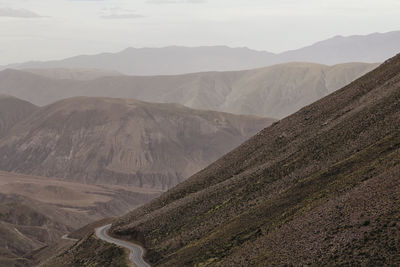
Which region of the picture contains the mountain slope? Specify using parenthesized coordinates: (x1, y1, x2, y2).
(0, 62, 378, 118)
(0, 95, 38, 138)
(108, 54, 400, 266)
(4, 31, 399, 75)
(0, 97, 273, 189)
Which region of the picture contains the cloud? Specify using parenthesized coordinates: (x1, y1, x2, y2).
(0, 8, 45, 18)
(100, 7, 145, 19)
(69, 0, 106, 1)
(146, 0, 206, 4)
(101, 13, 146, 19)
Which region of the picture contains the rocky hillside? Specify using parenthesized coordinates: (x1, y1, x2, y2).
(0, 95, 38, 138)
(108, 53, 400, 266)
(0, 62, 378, 118)
(0, 97, 273, 189)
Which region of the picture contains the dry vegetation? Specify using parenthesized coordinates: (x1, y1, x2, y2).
(42, 234, 129, 267)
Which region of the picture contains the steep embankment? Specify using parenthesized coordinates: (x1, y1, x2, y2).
(0, 62, 377, 118)
(108, 54, 400, 266)
(0, 97, 273, 189)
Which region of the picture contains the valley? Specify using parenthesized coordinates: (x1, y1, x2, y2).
(0, 171, 161, 266)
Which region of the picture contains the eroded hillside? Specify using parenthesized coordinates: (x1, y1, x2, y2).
(0, 97, 273, 189)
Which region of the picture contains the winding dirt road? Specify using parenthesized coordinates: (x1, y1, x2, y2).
(96, 224, 150, 267)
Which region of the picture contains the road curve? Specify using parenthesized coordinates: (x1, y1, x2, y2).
(96, 224, 150, 267)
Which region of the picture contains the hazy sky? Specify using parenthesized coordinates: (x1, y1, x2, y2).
(1, 0, 400, 65)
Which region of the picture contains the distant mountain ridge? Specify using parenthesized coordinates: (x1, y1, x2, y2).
(3, 31, 399, 75)
(23, 68, 123, 81)
(0, 62, 378, 119)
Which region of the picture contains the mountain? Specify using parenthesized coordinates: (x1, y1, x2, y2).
(23, 68, 123, 81)
(0, 95, 38, 138)
(98, 53, 400, 266)
(3, 31, 399, 75)
(278, 31, 400, 65)
(0, 170, 161, 266)
(0, 62, 378, 119)
(0, 97, 273, 189)
(6, 46, 275, 76)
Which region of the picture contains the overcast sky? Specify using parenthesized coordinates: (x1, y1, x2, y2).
(0, 0, 400, 65)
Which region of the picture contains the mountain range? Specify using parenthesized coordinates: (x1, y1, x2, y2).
(2, 31, 399, 75)
(0, 62, 378, 119)
(76, 53, 400, 266)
